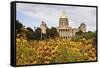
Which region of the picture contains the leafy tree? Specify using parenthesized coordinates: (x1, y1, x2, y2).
(26, 27, 35, 40)
(47, 27, 59, 38)
(16, 20, 23, 34)
(85, 31, 96, 40)
(26, 27, 34, 33)
(34, 27, 41, 40)
(76, 30, 83, 35)
(74, 30, 96, 42)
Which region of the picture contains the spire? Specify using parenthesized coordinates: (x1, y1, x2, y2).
(60, 10, 68, 18)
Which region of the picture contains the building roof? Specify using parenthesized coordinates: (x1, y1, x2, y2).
(80, 23, 86, 26)
(40, 21, 47, 28)
(60, 11, 68, 18)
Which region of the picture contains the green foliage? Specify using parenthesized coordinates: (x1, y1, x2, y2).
(26, 27, 35, 40)
(16, 20, 59, 40)
(85, 31, 96, 40)
(76, 30, 83, 35)
(47, 27, 59, 39)
(73, 30, 96, 42)
(16, 20, 23, 34)
(34, 27, 41, 40)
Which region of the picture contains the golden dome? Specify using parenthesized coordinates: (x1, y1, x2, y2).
(60, 11, 68, 18)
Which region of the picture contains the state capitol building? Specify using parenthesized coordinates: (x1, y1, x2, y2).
(40, 11, 86, 38)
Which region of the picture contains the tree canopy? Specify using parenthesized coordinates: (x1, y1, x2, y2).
(16, 20, 59, 40)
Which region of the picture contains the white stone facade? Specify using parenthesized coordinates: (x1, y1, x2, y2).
(57, 12, 86, 38)
(40, 11, 86, 38)
(40, 21, 47, 34)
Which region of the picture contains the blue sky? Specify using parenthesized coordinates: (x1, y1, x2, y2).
(16, 3, 96, 31)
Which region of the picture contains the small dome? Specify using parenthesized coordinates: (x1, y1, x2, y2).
(81, 23, 86, 26)
(40, 21, 47, 27)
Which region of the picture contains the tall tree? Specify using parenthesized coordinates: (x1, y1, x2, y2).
(47, 27, 59, 38)
(35, 27, 41, 40)
(26, 27, 35, 40)
(16, 20, 23, 34)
